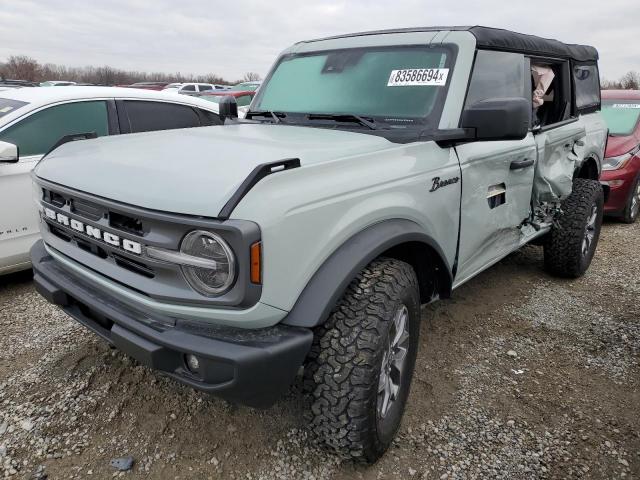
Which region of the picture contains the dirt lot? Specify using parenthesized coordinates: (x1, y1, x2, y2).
(1, 220, 638, 480)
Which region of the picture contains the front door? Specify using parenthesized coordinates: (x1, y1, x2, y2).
(455, 136, 537, 285)
(453, 49, 536, 285)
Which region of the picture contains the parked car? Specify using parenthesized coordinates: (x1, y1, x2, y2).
(230, 81, 261, 92)
(122, 82, 170, 91)
(162, 83, 221, 95)
(600, 90, 640, 223)
(30, 27, 606, 462)
(40, 81, 77, 87)
(197, 89, 256, 117)
(0, 86, 222, 275)
(0, 80, 38, 88)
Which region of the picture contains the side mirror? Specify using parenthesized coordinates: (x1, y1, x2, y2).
(218, 96, 238, 122)
(461, 97, 530, 141)
(0, 141, 18, 163)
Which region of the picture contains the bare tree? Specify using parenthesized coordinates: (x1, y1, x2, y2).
(242, 72, 261, 82)
(601, 70, 640, 90)
(1, 55, 41, 81)
(0, 54, 237, 86)
(620, 71, 640, 90)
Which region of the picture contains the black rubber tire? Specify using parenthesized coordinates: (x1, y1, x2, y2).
(621, 176, 640, 224)
(544, 178, 604, 278)
(304, 258, 420, 463)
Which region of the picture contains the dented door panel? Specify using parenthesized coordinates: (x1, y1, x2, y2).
(454, 134, 537, 285)
(533, 121, 586, 203)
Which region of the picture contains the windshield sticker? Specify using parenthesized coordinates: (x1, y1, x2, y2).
(0, 106, 13, 113)
(387, 68, 449, 87)
(612, 103, 640, 109)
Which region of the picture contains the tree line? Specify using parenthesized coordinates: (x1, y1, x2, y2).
(601, 71, 640, 90)
(0, 55, 261, 86)
(1, 54, 637, 90)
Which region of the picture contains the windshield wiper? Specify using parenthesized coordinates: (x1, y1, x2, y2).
(246, 110, 286, 124)
(306, 113, 377, 130)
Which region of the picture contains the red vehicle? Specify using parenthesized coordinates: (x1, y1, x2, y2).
(600, 90, 640, 223)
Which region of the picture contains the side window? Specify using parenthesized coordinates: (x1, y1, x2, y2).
(199, 85, 213, 92)
(123, 101, 201, 133)
(0, 101, 108, 157)
(573, 63, 600, 111)
(236, 95, 253, 107)
(181, 84, 196, 92)
(464, 50, 526, 107)
(198, 109, 223, 126)
(530, 60, 572, 127)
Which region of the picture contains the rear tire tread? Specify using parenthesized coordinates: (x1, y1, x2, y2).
(544, 178, 603, 278)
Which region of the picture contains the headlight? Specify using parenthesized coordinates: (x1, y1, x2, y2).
(603, 152, 632, 171)
(180, 230, 236, 296)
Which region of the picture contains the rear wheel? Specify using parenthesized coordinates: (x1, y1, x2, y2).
(544, 178, 604, 278)
(304, 258, 420, 463)
(622, 177, 640, 224)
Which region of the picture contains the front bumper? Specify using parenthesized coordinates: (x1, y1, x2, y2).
(31, 240, 313, 407)
(601, 159, 640, 215)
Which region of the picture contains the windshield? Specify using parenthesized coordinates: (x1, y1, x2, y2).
(602, 100, 640, 136)
(252, 46, 453, 128)
(0, 98, 29, 119)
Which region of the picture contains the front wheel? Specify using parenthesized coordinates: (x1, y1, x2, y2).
(622, 176, 640, 224)
(544, 178, 604, 277)
(304, 258, 420, 463)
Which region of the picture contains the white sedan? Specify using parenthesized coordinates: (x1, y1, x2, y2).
(162, 83, 228, 95)
(0, 86, 221, 275)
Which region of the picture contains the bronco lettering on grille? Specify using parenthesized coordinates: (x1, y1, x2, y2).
(43, 207, 143, 255)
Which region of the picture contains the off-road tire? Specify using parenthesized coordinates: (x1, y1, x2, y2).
(544, 178, 604, 277)
(621, 176, 640, 224)
(304, 258, 420, 463)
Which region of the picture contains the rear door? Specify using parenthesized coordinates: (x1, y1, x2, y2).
(0, 100, 110, 272)
(530, 59, 586, 203)
(454, 50, 537, 285)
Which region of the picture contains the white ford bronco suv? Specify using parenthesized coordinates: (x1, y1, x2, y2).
(31, 27, 607, 462)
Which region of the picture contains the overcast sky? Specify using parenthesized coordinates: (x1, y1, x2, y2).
(0, 0, 637, 81)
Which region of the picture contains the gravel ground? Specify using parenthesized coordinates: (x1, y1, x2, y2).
(0, 220, 638, 479)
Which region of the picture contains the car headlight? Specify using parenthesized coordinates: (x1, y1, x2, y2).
(603, 152, 631, 171)
(180, 230, 236, 296)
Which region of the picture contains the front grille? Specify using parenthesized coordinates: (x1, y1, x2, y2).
(43, 189, 66, 208)
(71, 198, 103, 221)
(112, 253, 155, 278)
(109, 211, 145, 236)
(37, 180, 262, 308)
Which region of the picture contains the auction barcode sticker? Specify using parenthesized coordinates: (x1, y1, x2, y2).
(387, 68, 449, 86)
(612, 103, 640, 109)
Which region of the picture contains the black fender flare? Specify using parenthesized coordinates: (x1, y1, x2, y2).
(282, 219, 453, 328)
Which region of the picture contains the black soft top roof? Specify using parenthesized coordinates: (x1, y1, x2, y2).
(303, 26, 598, 63)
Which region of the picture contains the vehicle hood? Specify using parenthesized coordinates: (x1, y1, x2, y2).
(605, 133, 639, 158)
(34, 124, 393, 217)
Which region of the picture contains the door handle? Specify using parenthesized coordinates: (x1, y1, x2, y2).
(510, 158, 535, 170)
